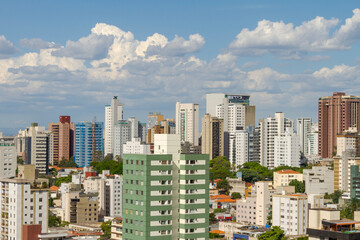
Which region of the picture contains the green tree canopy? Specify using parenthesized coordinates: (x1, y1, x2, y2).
(90, 158, 123, 175)
(325, 190, 343, 204)
(48, 213, 61, 227)
(231, 192, 242, 199)
(55, 176, 72, 187)
(209, 213, 216, 223)
(258, 226, 285, 240)
(100, 220, 112, 239)
(289, 179, 305, 193)
(210, 156, 231, 180)
(216, 179, 232, 192)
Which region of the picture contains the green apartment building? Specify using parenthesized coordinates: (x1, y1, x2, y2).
(122, 153, 209, 240)
(350, 165, 360, 199)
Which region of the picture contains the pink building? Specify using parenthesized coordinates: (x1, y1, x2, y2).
(236, 196, 256, 225)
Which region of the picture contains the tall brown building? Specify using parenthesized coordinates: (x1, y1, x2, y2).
(319, 92, 360, 158)
(48, 116, 75, 165)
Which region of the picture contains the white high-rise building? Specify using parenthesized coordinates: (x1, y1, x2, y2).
(105, 96, 124, 156)
(0, 178, 49, 239)
(297, 118, 312, 156)
(113, 120, 131, 157)
(274, 130, 300, 167)
(259, 112, 294, 168)
(229, 130, 248, 167)
(255, 181, 274, 227)
(17, 123, 53, 175)
(175, 102, 199, 146)
(0, 133, 17, 178)
(216, 103, 246, 132)
(272, 194, 308, 236)
(308, 122, 319, 156)
(128, 117, 139, 139)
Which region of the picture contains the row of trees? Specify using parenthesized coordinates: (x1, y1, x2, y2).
(210, 156, 312, 183)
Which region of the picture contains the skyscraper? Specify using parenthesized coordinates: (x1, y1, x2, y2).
(201, 114, 224, 159)
(259, 112, 294, 168)
(105, 96, 124, 156)
(319, 92, 360, 158)
(297, 118, 312, 156)
(48, 116, 75, 165)
(175, 102, 199, 146)
(74, 121, 104, 167)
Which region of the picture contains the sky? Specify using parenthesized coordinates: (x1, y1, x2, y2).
(1, 0, 360, 134)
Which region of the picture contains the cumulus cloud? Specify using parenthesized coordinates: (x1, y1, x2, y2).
(229, 8, 360, 58)
(19, 38, 60, 50)
(52, 33, 114, 60)
(146, 34, 205, 57)
(0, 35, 18, 58)
(1, 21, 360, 128)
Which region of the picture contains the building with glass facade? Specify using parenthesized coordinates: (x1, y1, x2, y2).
(74, 121, 104, 167)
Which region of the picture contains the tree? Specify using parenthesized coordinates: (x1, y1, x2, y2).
(100, 220, 112, 239)
(216, 179, 232, 193)
(58, 157, 77, 168)
(49, 197, 55, 207)
(325, 190, 343, 204)
(239, 169, 264, 183)
(231, 192, 242, 199)
(289, 179, 305, 193)
(48, 214, 61, 227)
(210, 156, 231, 180)
(90, 158, 123, 175)
(17, 156, 24, 165)
(92, 150, 104, 162)
(341, 198, 360, 219)
(258, 226, 285, 240)
(55, 176, 72, 187)
(209, 213, 216, 223)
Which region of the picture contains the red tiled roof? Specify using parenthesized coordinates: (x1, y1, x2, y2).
(49, 186, 59, 191)
(210, 230, 225, 234)
(276, 169, 301, 174)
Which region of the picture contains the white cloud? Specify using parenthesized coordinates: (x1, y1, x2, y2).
(228, 9, 360, 58)
(0, 35, 18, 58)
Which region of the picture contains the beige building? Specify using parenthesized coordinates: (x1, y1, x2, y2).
(273, 169, 303, 189)
(236, 196, 256, 225)
(64, 192, 99, 224)
(201, 114, 224, 159)
(255, 181, 274, 226)
(303, 166, 334, 195)
(110, 217, 123, 240)
(272, 194, 308, 236)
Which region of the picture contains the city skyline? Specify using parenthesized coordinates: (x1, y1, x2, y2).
(1, 1, 360, 133)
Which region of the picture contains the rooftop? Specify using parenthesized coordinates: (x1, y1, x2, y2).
(275, 169, 301, 174)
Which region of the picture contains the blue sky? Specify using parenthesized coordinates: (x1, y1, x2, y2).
(1, 1, 360, 134)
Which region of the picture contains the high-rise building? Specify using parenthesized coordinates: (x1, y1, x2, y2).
(74, 121, 104, 167)
(308, 122, 319, 157)
(105, 96, 124, 156)
(336, 128, 360, 157)
(228, 126, 260, 168)
(333, 151, 360, 192)
(17, 123, 54, 175)
(0, 178, 49, 239)
(114, 118, 148, 157)
(297, 118, 312, 156)
(274, 130, 300, 167)
(319, 92, 360, 158)
(272, 194, 308, 236)
(0, 132, 17, 178)
(259, 112, 294, 168)
(63, 191, 99, 224)
(201, 114, 224, 159)
(48, 116, 75, 165)
(122, 134, 209, 240)
(176, 102, 199, 146)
